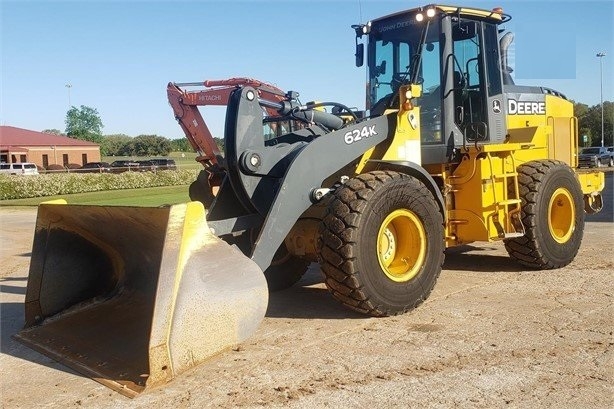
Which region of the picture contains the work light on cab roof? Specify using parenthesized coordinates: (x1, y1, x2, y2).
(415, 6, 436, 21)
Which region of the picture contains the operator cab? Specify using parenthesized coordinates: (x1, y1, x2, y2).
(355, 5, 512, 165)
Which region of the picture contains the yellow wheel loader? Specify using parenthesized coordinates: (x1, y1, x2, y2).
(15, 4, 605, 397)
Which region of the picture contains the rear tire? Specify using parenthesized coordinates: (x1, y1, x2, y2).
(318, 171, 445, 316)
(504, 160, 584, 269)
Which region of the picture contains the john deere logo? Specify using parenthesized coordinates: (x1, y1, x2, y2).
(492, 100, 501, 114)
(508, 99, 546, 115)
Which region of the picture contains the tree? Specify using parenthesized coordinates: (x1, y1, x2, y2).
(100, 134, 132, 156)
(168, 136, 223, 154)
(576, 100, 613, 147)
(588, 102, 613, 147)
(170, 137, 193, 152)
(574, 101, 593, 146)
(125, 134, 172, 156)
(42, 128, 64, 135)
(572, 101, 589, 117)
(65, 105, 104, 143)
(213, 137, 225, 154)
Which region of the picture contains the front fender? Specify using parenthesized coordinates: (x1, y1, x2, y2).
(365, 160, 446, 222)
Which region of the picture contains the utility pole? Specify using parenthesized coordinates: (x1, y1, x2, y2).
(596, 52, 606, 147)
(65, 83, 72, 108)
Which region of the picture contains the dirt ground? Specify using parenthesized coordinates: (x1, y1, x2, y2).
(1, 184, 612, 408)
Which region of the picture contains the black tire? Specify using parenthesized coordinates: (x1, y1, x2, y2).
(318, 170, 445, 317)
(263, 243, 310, 291)
(504, 160, 584, 269)
(227, 230, 310, 292)
(609, 157, 614, 168)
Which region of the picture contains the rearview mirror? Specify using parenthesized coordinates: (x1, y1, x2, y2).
(355, 43, 364, 67)
(376, 60, 387, 76)
(452, 21, 477, 41)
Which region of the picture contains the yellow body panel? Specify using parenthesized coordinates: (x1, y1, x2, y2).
(354, 90, 603, 248)
(445, 148, 522, 245)
(577, 171, 605, 193)
(507, 95, 577, 167)
(577, 170, 606, 213)
(356, 85, 423, 173)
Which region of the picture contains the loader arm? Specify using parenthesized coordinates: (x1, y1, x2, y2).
(207, 86, 393, 270)
(166, 78, 287, 172)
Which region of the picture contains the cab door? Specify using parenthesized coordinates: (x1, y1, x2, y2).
(450, 20, 506, 144)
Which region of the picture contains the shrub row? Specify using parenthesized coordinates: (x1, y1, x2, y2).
(0, 169, 199, 200)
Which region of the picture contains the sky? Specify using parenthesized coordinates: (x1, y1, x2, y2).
(1, 0, 613, 139)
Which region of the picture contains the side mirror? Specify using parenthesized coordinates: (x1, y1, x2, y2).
(355, 43, 364, 67)
(376, 60, 386, 76)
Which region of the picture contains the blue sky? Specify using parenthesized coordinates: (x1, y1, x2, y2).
(1, 0, 613, 139)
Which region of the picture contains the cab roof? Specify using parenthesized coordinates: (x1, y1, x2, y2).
(371, 4, 511, 25)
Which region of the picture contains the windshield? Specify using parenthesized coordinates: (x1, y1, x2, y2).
(367, 13, 441, 111)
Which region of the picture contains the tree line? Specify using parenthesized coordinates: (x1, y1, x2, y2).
(43, 105, 224, 156)
(574, 101, 613, 147)
(46, 102, 612, 156)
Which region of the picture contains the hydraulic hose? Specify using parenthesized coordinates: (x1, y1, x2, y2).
(259, 99, 345, 131)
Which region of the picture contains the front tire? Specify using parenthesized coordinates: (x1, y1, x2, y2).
(504, 160, 584, 269)
(318, 171, 445, 316)
(228, 230, 310, 292)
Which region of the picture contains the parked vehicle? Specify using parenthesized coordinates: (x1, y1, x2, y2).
(149, 158, 177, 170)
(606, 147, 614, 167)
(136, 160, 157, 172)
(79, 162, 111, 173)
(110, 160, 139, 173)
(0, 162, 39, 175)
(578, 147, 611, 168)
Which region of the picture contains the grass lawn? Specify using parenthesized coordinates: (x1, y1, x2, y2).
(0, 185, 191, 207)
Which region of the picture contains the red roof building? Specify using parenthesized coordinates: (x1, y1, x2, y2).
(0, 126, 101, 169)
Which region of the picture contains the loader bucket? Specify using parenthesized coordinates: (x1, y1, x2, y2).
(14, 201, 268, 398)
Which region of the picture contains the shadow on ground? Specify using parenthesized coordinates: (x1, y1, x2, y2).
(266, 268, 364, 319)
(443, 245, 527, 272)
(0, 300, 82, 380)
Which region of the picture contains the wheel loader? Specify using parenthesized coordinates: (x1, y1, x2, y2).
(15, 4, 605, 398)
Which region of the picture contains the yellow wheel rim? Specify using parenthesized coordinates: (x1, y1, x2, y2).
(548, 187, 575, 243)
(377, 209, 426, 282)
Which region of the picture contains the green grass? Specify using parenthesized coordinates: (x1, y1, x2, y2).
(0, 185, 191, 207)
(1, 152, 203, 206)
